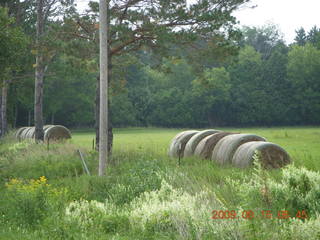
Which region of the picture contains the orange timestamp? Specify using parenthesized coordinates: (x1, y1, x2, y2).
(211, 210, 308, 220)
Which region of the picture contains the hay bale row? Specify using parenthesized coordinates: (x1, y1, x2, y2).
(212, 134, 266, 165)
(168, 129, 291, 169)
(15, 127, 28, 138)
(194, 132, 234, 159)
(183, 129, 221, 157)
(15, 125, 71, 141)
(168, 130, 199, 158)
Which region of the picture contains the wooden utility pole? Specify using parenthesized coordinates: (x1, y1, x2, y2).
(98, 0, 108, 176)
(34, 0, 45, 141)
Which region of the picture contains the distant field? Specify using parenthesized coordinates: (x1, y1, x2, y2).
(71, 127, 320, 170)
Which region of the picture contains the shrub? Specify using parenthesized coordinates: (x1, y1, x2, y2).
(1, 176, 68, 227)
(65, 198, 131, 236)
(270, 165, 320, 215)
(129, 179, 241, 239)
(227, 155, 320, 218)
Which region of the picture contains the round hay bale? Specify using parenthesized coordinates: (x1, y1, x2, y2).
(44, 125, 71, 141)
(232, 141, 291, 169)
(183, 129, 221, 157)
(26, 127, 35, 138)
(20, 127, 32, 139)
(19, 128, 27, 139)
(43, 125, 54, 131)
(194, 132, 235, 159)
(168, 130, 199, 158)
(15, 127, 28, 139)
(212, 134, 266, 165)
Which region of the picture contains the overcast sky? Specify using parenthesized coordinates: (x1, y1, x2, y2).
(233, 0, 320, 43)
(75, 0, 319, 44)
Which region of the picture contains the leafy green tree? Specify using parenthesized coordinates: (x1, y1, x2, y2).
(260, 43, 291, 125)
(240, 24, 284, 59)
(294, 27, 307, 46)
(43, 53, 96, 127)
(192, 67, 231, 126)
(16, 77, 34, 126)
(68, 0, 251, 150)
(287, 43, 320, 124)
(110, 92, 138, 127)
(142, 58, 197, 127)
(0, 7, 28, 136)
(228, 46, 264, 125)
(307, 26, 320, 49)
(34, 0, 74, 141)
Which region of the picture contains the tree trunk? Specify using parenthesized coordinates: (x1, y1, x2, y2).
(34, 0, 44, 142)
(14, 104, 18, 129)
(0, 91, 2, 136)
(28, 110, 31, 126)
(95, 76, 99, 151)
(1, 80, 8, 137)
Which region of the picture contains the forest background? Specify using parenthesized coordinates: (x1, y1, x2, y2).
(1, 0, 320, 130)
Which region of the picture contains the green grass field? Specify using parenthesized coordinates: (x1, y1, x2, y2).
(1, 127, 320, 239)
(72, 127, 320, 170)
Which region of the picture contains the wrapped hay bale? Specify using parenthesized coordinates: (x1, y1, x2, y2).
(26, 127, 35, 138)
(20, 127, 32, 139)
(168, 130, 199, 158)
(15, 125, 71, 141)
(212, 134, 266, 165)
(232, 141, 291, 169)
(44, 125, 71, 141)
(194, 132, 235, 159)
(15, 127, 28, 139)
(183, 129, 221, 157)
(43, 125, 54, 131)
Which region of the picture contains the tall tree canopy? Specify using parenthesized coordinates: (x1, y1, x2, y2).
(62, 0, 251, 151)
(0, 6, 28, 136)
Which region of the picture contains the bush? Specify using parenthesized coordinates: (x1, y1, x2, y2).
(65, 198, 131, 237)
(227, 156, 320, 218)
(129, 179, 240, 239)
(269, 165, 320, 216)
(0, 176, 68, 227)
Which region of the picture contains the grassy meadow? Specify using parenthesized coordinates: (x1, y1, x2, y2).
(73, 127, 320, 169)
(0, 127, 320, 239)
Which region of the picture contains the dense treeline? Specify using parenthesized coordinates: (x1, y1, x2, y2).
(103, 25, 320, 127)
(1, 2, 320, 128)
(113, 25, 320, 127)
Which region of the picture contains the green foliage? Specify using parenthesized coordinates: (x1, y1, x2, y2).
(110, 92, 139, 127)
(295, 28, 307, 46)
(228, 157, 320, 218)
(271, 166, 320, 215)
(0, 176, 68, 227)
(0, 6, 28, 79)
(240, 24, 284, 59)
(287, 43, 320, 123)
(228, 46, 265, 125)
(193, 67, 230, 97)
